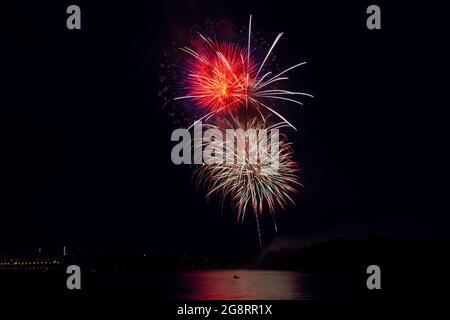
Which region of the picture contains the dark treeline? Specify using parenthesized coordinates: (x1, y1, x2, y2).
(261, 236, 450, 292)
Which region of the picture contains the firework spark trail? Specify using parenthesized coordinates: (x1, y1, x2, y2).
(255, 211, 262, 249)
(175, 15, 313, 131)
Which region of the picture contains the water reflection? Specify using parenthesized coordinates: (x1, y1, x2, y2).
(172, 269, 314, 300)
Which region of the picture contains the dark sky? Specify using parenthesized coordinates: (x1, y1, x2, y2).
(1, 1, 448, 255)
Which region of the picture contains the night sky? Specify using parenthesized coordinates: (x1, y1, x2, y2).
(2, 1, 448, 256)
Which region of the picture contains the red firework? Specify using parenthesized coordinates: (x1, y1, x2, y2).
(183, 41, 257, 112)
(174, 16, 313, 130)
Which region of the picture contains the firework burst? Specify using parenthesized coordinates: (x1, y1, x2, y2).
(175, 15, 313, 130)
(193, 115, 302, 240)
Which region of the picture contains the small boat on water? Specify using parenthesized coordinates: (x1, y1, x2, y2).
(233, 274, 240, 279)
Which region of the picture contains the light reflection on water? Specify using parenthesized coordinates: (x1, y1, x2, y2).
(171, 269, 315, 300)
